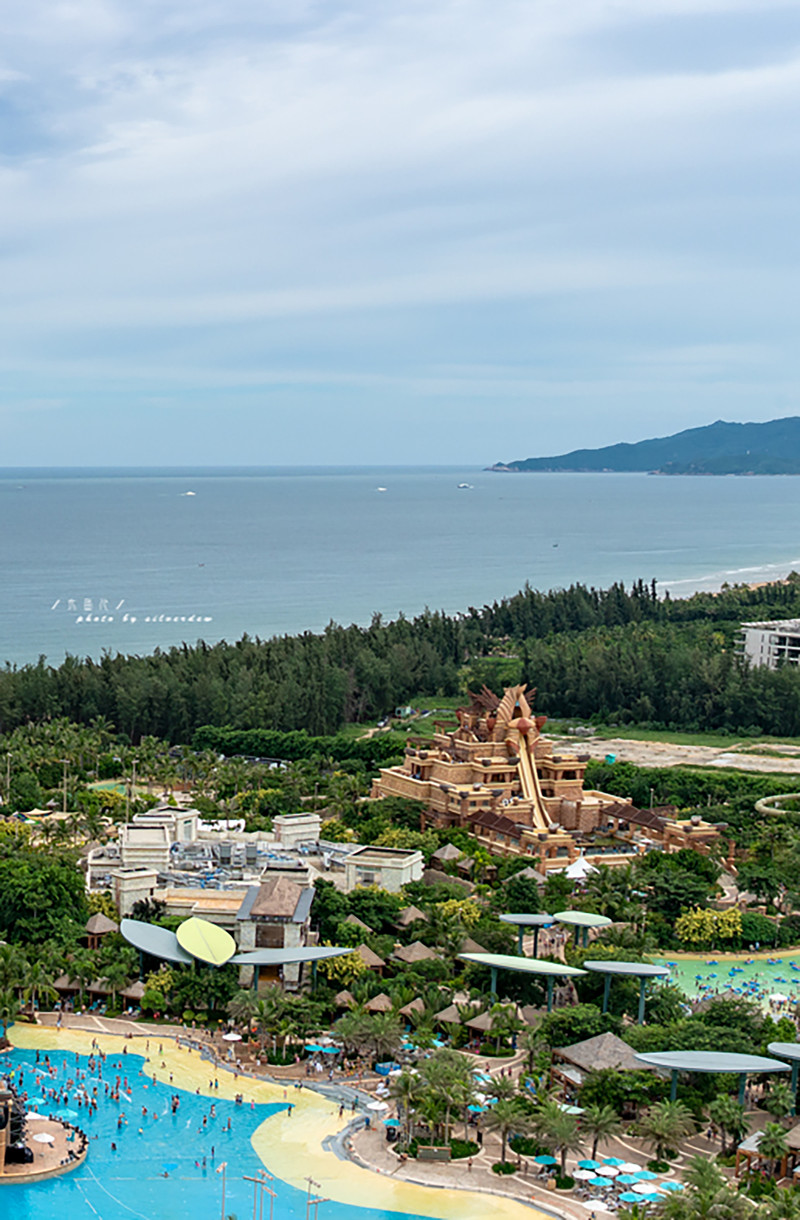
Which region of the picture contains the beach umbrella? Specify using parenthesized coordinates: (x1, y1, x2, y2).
(26, 1113, 48, 1122)
(304, 1044, 325, 1053)
(634, 1170, 659, 1181)
(32, 1133, 54, 1144)
(640, 1193, 664, 1204)
(581, 1202, 611, 1212)
(534, 1155, 558, 1166)
(222, 1032, 242, 1042)
(322, 1046, 341, 1054)
(596, 1165, 620, 1177)
(619, 1193, 641, 1203)
(603, 1158, 626, 1167)
(589, 1178, 613, 1189)
(616, 1174, 641, 1184)
(55, 1108, 77, 1120)
(618, 1162, 642, 1173)
(367, 1101, 388, 1111)
(578, 1159, 602, 1170)
(634, 1181, 664, 1195)
(660, 1181, 684, 1192)
(467, 1104, 487, 1113)
(574, 1170, 598, 1181)
(769, 993, 789, 1003)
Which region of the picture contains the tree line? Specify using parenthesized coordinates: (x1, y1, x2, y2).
(5, 577, 800, 741)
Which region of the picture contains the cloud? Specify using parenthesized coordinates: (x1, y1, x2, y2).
(2, 0, 800, 462)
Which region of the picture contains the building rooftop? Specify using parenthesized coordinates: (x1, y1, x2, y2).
(248, 875, 307, 920)
(555, 1032, 651, 1074)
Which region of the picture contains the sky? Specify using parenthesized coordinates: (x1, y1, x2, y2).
(2, 0, 800, 466)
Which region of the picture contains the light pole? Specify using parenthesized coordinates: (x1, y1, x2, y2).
(243, 1170, 275, 1220)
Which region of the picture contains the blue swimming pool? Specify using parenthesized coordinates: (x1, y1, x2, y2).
(0, 1046, 433, 1220)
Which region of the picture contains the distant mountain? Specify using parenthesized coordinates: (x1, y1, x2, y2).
(489, 417, 800, 475)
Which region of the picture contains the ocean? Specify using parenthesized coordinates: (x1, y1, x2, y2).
(3, 466, 800, 667)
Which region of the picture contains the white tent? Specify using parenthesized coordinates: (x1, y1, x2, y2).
(564, 853, 599, 881)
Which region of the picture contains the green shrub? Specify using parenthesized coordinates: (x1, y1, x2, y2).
(492, 1161, 517, 1175)
(555, 1176, 575, 1190)
(449, 1139, 478, 1160)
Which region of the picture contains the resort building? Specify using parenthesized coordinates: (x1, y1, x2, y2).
(236, 875, 315, 989)
(371, 684, 634, 871)
(738, 620, 800, 669)
(343, 845, 424, 892)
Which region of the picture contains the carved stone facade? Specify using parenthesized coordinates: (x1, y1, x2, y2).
(371, 684, 634, 871)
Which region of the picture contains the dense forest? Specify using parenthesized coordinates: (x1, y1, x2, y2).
(5, 576, 800, 741)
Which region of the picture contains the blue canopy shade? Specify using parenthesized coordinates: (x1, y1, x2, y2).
(230, 946, 353, 965)
(534, 1155, 557, 1165)
(619, 1193, 641, 1203)
(120, 918, 193, 965)
(577, 1159, 602, 1169)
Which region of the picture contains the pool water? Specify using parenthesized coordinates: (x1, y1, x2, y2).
(0, 1046, 428, 1220)
(657, 951, 800, 1005)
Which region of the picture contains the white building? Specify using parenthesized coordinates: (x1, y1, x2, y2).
(119, 823, 171, 871)
(343, 845, 424, 893)
(273, 812, 321, 848)
(132, 804, 199, 843)
(739, 620, 800, 669)
(111, 866, 159, 916)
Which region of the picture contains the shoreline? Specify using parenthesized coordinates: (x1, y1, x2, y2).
(7, 1024, 543, 1220)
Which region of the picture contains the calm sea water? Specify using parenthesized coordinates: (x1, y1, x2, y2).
(3, 466, 800, 667)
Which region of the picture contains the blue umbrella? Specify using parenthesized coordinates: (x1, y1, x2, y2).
(641, 1193, 664, 1203)
(589, 1178, 613, 1188)
(603, 1158, 625, 1166)
(617, 1175, 641, 1184)
(578, 1159, 602, 1169)
(467, 1104, 487, 1113)
(304, 1044, 324, 1052)
(534, 1155, 558, 1165)
(55, 1108, 78, 1120)
(660, 1181, 683, 1192)
(619, 1193, 641, 1203)
(322, 1046, 341, 1054)
(634, 1170, 659, 1181)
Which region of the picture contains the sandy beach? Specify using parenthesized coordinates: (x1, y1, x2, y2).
(7, 1024, 543, 1220)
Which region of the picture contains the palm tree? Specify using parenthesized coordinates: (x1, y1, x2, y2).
(765, 1080, 794, 1124)
(22, 960, 58, 1015)
(69, 949, 97, 1008)
(637, 1100, 695, 1164)
(708, 1093, 746, 1156)
(102, 960, 131, 1011)
(489, 1002, 521, 1054)
(389, 1069, 424, 1144)
(0, 989, 20, 1044)
(484, 1098, 533, 1164)
(369, 1012, 403, 1063)
(227, 989, 260, 1027)
(582, 1102, 622, 1160)
(759, 1122, 789, 1178)
(533, 1098, 583, 1176)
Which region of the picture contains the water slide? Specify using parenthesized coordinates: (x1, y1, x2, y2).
(514, 734, 551, 831)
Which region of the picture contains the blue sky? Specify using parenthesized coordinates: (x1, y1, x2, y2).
(2, 0, 800, 465)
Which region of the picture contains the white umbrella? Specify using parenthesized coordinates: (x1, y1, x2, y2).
(222, 1032, 242, 1042)
(597, 1165, 620, 1177)
(574, 1170, 598, 1181)
(769, 993, 789, 1004)
(367, 1101, 389, 1111)
(581, 1203, 611, 1212)
(618, 1163, 642, 1173)
(32, 1133, 54, 1144)
(26, 1113, 48, 1122)
(634, 1182, 664, 1195)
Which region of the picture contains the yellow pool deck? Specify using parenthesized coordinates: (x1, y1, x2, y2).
(8, 1025, 545, 1220)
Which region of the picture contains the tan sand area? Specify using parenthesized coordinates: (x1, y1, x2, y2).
(8, 1025, 544, 1220)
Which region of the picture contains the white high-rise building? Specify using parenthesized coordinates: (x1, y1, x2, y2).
(738, 620, 800, 669)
